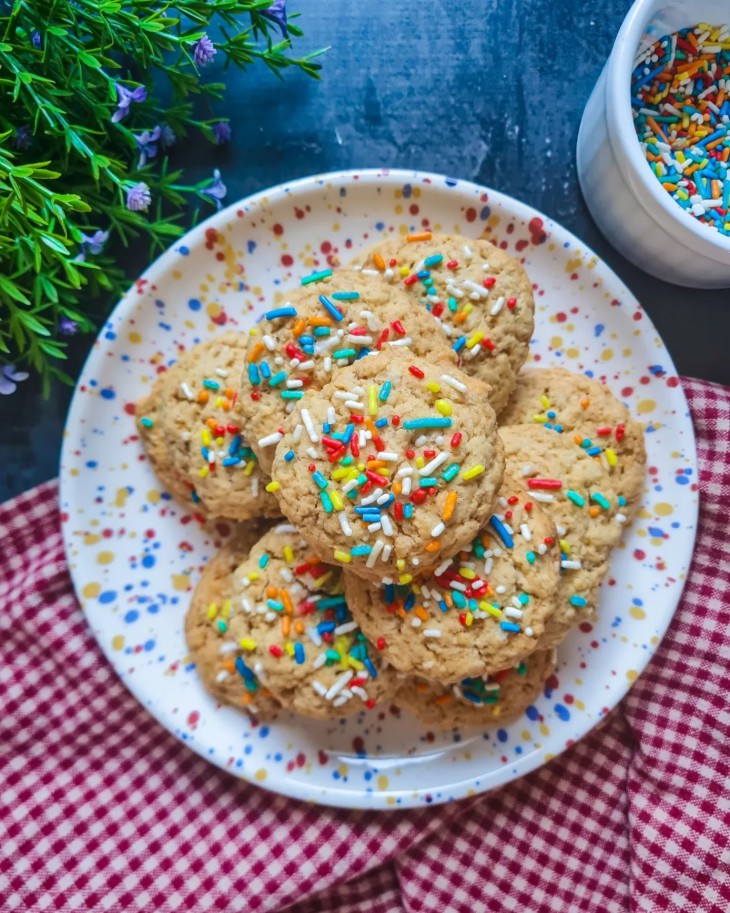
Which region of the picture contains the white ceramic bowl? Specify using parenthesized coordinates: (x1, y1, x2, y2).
(577, 0, 730, 288)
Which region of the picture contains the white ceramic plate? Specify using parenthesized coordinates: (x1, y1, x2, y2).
(60, 169, 698, 809)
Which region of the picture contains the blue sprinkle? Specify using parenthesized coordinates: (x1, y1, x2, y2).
(500, 621, 520, 633)
(364, 658, 377, 679)
(284, 450, 295, 462)
(221, 456, 241, 466)
(438, 600, 449, 612)
(350, 545, 372, 556)
(294, 643, 305, 664)
(585, 446, 601, 456)
(228, 435, 242, 455)
(404, 592, 415, 611)
(384, 584, 395, 604)
(319, 294, 344, 321)
(374, 417, 388, 428)
(569, 595, 587, 607)
(235, 657, 254, 681)
(403, 504, 413, 519)
(452, 336, 466, 352)
(268, 371, 286, 387)
(259, 361, 271, 379)
(264, 307, 297, 320)
(489, 515, 514, 548)
(554, 703, 571, 721)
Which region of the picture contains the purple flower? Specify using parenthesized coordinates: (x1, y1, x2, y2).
(0, 365, 29, 395)
(112, 83, 147, 124)
(191, 34, 217, 67)
(58, 317, 78, 337)
(126, 182, 151, 212)
(31, 30, 41, 49)
(262, 0, 288, 38)
(201, 169, 227, 210)
(134, 125, 161, 167)
(212, 121, 231, 144)
(160, 124, 176, 149)
(75, 229, 109, 261)
(12, 126, 31, 150)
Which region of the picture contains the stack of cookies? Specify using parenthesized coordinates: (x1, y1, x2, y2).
(137, 231, 646, 729)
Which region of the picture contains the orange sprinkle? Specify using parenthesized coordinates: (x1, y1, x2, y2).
(241, 693, 253, 705)
(392, 481, 402, 495)
(307, 316, 332, 327)
(434, 694, 452, 706)
(220, 400, 231, 412)
(293, 620, 304, 635)
(588, 506, 601, 518)
(292, 318, 307, 337)
(406, 231, 432, 243)
(415, 681, 429, 693)
(573, 433, 583, 445)
(280, 588, 294, 615)
(441, 491, 458, 522)
(366, 459, 388, 470)
(646, 117, 668, 143)
(196, 391, 209, 404)
(443, 592, 454, 607)
(414, 605, 429, 621)
(281, 616, 290, 638)
(372, 252, 386, 271)
(206, 417, 218, 429)
(425, 540, 441, 553)
(711, 179, 722, 197)
(453, 311, 469, 325)
(580, 397, 590, 409)
(246, 341, 264, 363)
(223, 660, 234, 673)
(266, 585, 278, 598)
(723, 146, 730, 163)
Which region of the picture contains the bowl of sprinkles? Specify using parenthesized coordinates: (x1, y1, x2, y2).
(577, 0, 730, 288)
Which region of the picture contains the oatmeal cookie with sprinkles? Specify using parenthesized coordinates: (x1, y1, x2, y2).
(351, 231, 535, 412)
(270, 349, 505, 583)
(500, 424, 626, 649)
(190, 524, 398, 719)
(239, 268, 456, 473)
(136, 332, 279, 522)
(343, 476, 560, 683)
(395, 649, 556, 730)
(499, 367, 646, 513)
(185, 527, 282, 721)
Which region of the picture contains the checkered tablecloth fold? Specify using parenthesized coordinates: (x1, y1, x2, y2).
(0, 377, 728, 913)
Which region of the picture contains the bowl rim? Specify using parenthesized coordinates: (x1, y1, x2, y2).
(606, 0, 730, 258)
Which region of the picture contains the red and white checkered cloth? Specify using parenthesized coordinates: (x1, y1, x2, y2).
(1, 377, 728, 913)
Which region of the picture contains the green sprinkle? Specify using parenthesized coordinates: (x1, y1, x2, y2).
(566, 490, 585, 507)
(267, 598, 284, 611)
(516, 662, 526, 676)
(525, 551, 536, 564)
(379, 381, 392, 402)
(350, 544, 372, 556)
(268, 371, 286, 387)
(259, 553, 269, 569)
(202, 379, 219, 390)
(325, 648, 341, 663)
(447, 297, 457, 312)
(419, 477, 438, 487)
(441, 463, 460, 482)
(215, 619, 227, 633)
(320, 490, 334, 513)
(331, 291, 360, 300)
(518, 593, 529, 606)
(139, 417, 153, 428)
(280, 390, 304, 400)
(451, 591, 467, 609)
(590, 492, 611, 510)
(472, 538, 485, 559)
(301, 268, 333, 286)
(424, 254, 443, 267)
(313, 326, 331, 337)
(332, 348, 356, 359)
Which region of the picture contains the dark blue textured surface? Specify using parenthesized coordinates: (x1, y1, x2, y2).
(1, 0, 727, 501)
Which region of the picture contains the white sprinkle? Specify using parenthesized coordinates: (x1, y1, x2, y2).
(351, 686, 369, 702)
(301, 408, 319, 442)
(215, 368, 230, 378)
(531, 492, 555, 503)
(483, 557, 493, 575)
(180, 382, 193, 401)
(325, 670, 354, 701)
(430, 521, 445, 537)
(511, 596, 523, 609)
(278, 567, 294, 583)
(334, 621, 358, 636)
(274, 357, 285, 367)
(218, 642, 239, 654)
(284, 402, 296, 414)
(520, 465, 534, 477)
(358, 429, 367, 447)
(401, 476, 412, 496)
(264, 611, 276, 623)
(450, 580, 467, 592)
(215, 670, 229, 683)
(520, 523, 532, 542)
(561, 559, 582, 570)
(207, 451, 216, 465)
(262, 334, 276, 351)
(287, 379, 304, 388)
(423, 629, 442, 638)
(463, 244, 473, 259)
(412, 557, 420, 566)
(334, 390, 359, 400)
(434, 558, 453, 576)
(396, 466, 414, 477)
(339, 512, 352, 537)
(463, 279, 487, 297)
(342, 478, 359, 494)
(504, 606, 523, 620)
(332, 692, 352, 708)
(411, 617, 422, 628)
(419, 452, 449, 475)
(241, 598, 253, 613)
(381, 543, 393, 563)
(307, 627, 323, 647)
(537, 543, 548, 556)
(380, 514, 394, 537)
(366, 539, 384, 568)
(292, 423, 303, 443)
(360, 489, 383, 505)
(490, 296, 505, 316)
(367, 522, 382, 532)
(306, 446, 319, 459)
(298, 360, 315, 371)
(360, 268, 380, 276)
(347, 334, 373, 345)
(389, 337, 413, 347)
(414, 435, 429, 447)
(359, 309, 378, 331)
(525, 626, 534, 637)
(556, 524, 567, 536)
(345, 400, 364, 410)
(495, 585, 507, 595)
(327, 406, 336, 425)
(616, 513, 627, 524)
(312, 680, 328, 696)
(377, 451, 399, 461)
(258, 431, 283, 448)
(377, 492, 391, 505)
(323, 356, 332, 373)
(440, 373, 467, 393)
(180, 432, 191, 442)
(481, 262, 490, 271)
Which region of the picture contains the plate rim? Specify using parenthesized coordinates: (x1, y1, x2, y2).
(59, 167, 699, 809)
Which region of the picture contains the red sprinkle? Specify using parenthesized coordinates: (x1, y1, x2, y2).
(350, 414, 364, 424)
(410, 490, 428, 505)
(506, 297, 517, 309)
(328, 446, 346, 463)
(596, 427, 612, 436)
(365, 699, 376, 709)
(423, 449, 436, 458)
(226, 424, 239, 434)
(507, 496, 519, 505)
(615, 424, 625, 442)
(376, 637, 386, 650)
(371, 434, 385, 451)
(393, 502, 404, 522)
(349, 326, 368, 336)
(389, 258, 397, 267)
(543, 537, 554, 545)
(250, 391, 261, 401)
(408, 365, 425, 379)
(524, 502, 532, 512)
(405, 448, 415, 459)
(483, 276, 496, 288)
(432, 302, 445, 318)
(375, 328, 390, 349)
(392, 414, 400, 426)
(268, 645, 283, 658)
(213, 425, 226, 437)
(446, 259, 459, 269)
(527, 478, 562, 490)
(404, 274, 418, 286)
(458, 612, 467, 626)
(284, 343, 304, 360)
(307, 463, 316, 472)
(320, 435, 341, 450)
(350, 437, 360, 457)
(391, 319, 406, 336)
(480, 337, 495, 351)
(450, 432, 462, 448)
(365, 469, 388, 486)
(504, 511, 512, 520)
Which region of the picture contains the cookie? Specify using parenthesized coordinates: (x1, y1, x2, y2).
(395, 649, 556, 730)
(239, 269, 456, 473)
(190, 524, 397, 719)
(499, 367, 646, 512)
(343, 476, 560, 682)
(136, 333, 280, 522)
(499, 425, 626, 648)
(270, 349, 504, 583)
(352, 231, 535, 412)
(185, 527, 282, 720)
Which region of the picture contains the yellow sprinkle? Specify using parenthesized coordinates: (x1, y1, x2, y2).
(221, 599, 231, 618)
(200, 429, 212, 446)
(284, 641, 294, 656)
(246, 572, 259, 581)
(206, 603, 217, 620)
(313, 571, 333, 588)
(459, 566, 476, 579)
(425, 380, 440, 393)
(330, 490, 344, 511)
(415, 456, 425, 469)
(239, 638, 257, 651)
(465, 330, 484, 349)
(334, 635, 349, 656)
(461, 464, 484, 480)
(399, 266, 410, 276)
(265, 480, 280, 493)
(539, 395, 551, 409)
(333, 549, 352, 564)
(396, 558, 405, 570)
(479, 601, 502, 619)
(283, 545, 294, 563)
(399, 573, 413, 585)
(367, 384, 378, 417)
(243, 460, 256, 476)
(465, 612, 473, 627)
(559, 539, 570, 554)
(605, 448, 617, 467)
(198, 466, 209, 478)
(215, 436, 224, 447)
(532, 414, 548, 424)
(347, 656, 365, 671)
(434, 399, 452, 416)
(331, 467, 350, 481)
(461, 303, 473, 316)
